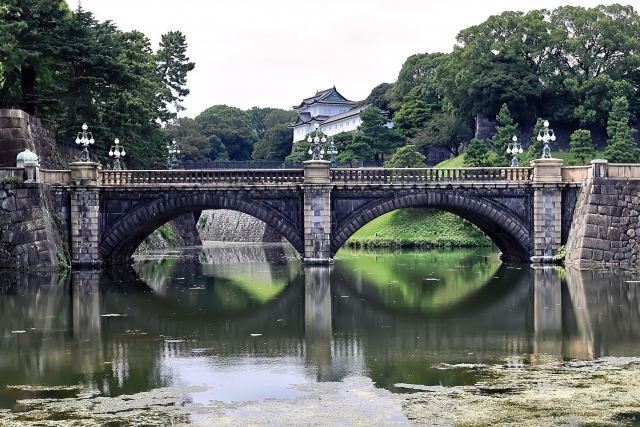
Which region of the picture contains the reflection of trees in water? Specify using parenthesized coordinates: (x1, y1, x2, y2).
(4, 259, 640, 402)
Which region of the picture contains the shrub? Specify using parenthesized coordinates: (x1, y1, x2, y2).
(1, 176, 22, 184)
(158, 223, 176, 242)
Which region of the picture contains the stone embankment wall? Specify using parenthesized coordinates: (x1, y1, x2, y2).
(474, 113, 640, 151)
(0, 110, 86, 169)
(135, 213, 201, 252)
(197, 210, 284, 243)
(566, 178, 640, 266)
(0, 183, 68, 270)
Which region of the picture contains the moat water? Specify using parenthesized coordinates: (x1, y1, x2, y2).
(1, 243, 640, 424)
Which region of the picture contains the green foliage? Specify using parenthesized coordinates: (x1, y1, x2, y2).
(164, 117, 210, 163)
(569, 130, 595, 165)
(284, 131, 326, 163)
(356, 107, 403, 161)
(385, 145, 425, 168)
(57, 252, 69, 271)
(437, 5, 640, 124)
(346, 208, 493, 248)
(196, 105, 257, 161)
(603, 97, 638, 163)
(0, 4, 195, 169)
(1, 176, 22, 184)
(412, 113, 472, 157)
(393, 52, 448, 108)
(157, 223, 176, 243)
(52, 212, 63, 223)
(393, 88, 434, 137)
(246, 107, 296, 138)
(352, 83, 395, 113)
(197, 215, 207, 228)
(463, 138, 489, 167)
(553, 245, 566, 263)
(490, 104, 518, 167)
(252, 124, 293, 161)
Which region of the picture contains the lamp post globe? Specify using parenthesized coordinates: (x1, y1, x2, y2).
(537, 120, 556, 158)
(507, 135, 523, 167)
(76, 123, 95, 161)
(108, 138, 126, 170)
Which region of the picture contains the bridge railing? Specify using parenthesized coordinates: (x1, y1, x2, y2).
(330, 167, 533, 183)
(99, 169, 305, 185)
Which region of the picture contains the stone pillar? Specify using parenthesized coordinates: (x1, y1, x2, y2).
(69, 162, 102, 267)
(302, 160, 333, 264)
(591, 159, 608, 178)
(23, 160, 38, 183)
(531, 158, 564, 263)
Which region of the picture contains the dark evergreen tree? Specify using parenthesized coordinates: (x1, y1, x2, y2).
(252, 124, 293, 161)
(463, 138, 489, 167)
(491, 104, 518, 167)
(385, 145, 426, 168)
(526, 118, 545, 161)
(603, 97, 638, 163)
(569, 129, 595, 165)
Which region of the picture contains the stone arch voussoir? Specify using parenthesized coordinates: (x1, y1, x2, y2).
(332, 193, 532, 261)
(101, 194, 304, 265)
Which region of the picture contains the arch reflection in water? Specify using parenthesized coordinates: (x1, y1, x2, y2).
(1, 246, 640, 407)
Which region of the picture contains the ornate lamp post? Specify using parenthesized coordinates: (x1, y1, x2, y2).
(537, 120, 556, 158)
(167, 140, 181, 169)
(307, 123, 326, 160)
(327, 140, 338, 168)
(75, 123, 95, 162)
(506, 135, 523, 167)
(108, 138, 126, 170)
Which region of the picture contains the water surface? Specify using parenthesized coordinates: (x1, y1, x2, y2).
(1, 242, 639, 410)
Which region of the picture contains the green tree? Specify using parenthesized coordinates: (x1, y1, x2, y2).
(247, 107, 296, 138)
(463, 138, 489, 167)
(603, 97, 638, 163)
(356, 106, 403, 161)
(164, 118, 210, 163)
(411, 113, 471, 157)
(252, 124, 293, 161)
(393, 88, 434, 137)
(569, 129, 595, 165)
(385, 145, 425, 168)
(490, 104, 518, 166)
(196, 105, 257, 161)
(0, 0, 70, 115)
(393, 52, 448, 105)
(352, 83, 395, 113)
(155, 31, 195, 114)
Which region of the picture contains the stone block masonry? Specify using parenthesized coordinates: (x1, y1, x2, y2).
(566, 178, 640, 267)
(0, 183, 68, 270)
(303, 187, 332, 263)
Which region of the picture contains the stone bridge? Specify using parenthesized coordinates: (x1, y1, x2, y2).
(9, 157, 640, 267)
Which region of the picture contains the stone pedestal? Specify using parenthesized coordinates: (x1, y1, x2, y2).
(69, 162, 101, 267)
(302, 160, 333, 264)
(23, 160, 38, 183)
(591, 159, 608, 178)
(531, 158, 564, 263)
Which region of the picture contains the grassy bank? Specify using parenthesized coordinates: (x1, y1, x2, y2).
(346, 208, 493, 248)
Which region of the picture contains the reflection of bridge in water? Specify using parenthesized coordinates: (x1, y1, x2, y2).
(1, 249, 640, 396)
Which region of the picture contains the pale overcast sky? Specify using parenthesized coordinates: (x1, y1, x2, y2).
(77, 0, 629, 117)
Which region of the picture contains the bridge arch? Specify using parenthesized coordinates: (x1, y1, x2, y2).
(332, 192, 533, 261)
(100, 194, 303, 265)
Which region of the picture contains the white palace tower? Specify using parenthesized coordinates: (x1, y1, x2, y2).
(287, 87, 369, 143)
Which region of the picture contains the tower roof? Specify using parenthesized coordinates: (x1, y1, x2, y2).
(293, 87, 355, 110)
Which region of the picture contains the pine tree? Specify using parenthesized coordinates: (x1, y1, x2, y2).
(603, 97, 638, 163)
(491, 103, 518, 167)
(385, 145, 426, 168)
(463, 138, 489, 167)
(569, 129, 595, 165)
